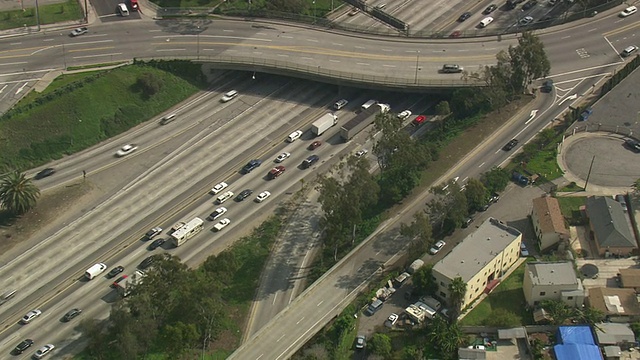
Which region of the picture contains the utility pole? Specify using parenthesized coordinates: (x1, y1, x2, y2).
(35, 0, 41, 31)
(84, 0, 88, 21)
(584, 155, 596, 191)
(414, 50, 420, 84)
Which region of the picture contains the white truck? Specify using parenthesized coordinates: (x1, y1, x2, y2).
(115, 270, 146, 297)
(311, 113, 338, 136)
(85, 263, 107, 280)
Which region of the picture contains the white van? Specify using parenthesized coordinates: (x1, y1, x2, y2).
(117, 3, 129, 16)
(221, 90, 238, 102)
(85, 263, 107, 280)
(287, 130, 303, 143)
(160, 114, 176, 125)
(216, 191, 234, 204)
(479, 17, 494, 28)
(361, 99, 378, 111)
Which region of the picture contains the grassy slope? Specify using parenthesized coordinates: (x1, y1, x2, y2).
(0, 0, 82, 30)
(0, 64, 200, 170)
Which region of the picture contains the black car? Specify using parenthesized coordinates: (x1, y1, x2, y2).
(107, 265, 124, 278)
(502, 139, 519, 151)
(522, 0, 537, 10)
(462, 217, 473, 228)
(458, 12, 472, 21)
(483, 4, 497, 14)
(625, 139, 640, 153)
(63, 308, 82, 322)
(34, 168, 55, 180)
(301, 155, 320, 169)
(242, 159, 262, 174)
(235, 189, 253, 202)
(139, 256, 156, 270)
(541, 79, 554, 92)
(148, 238, 165, 250)
(14, 339, 34, 354)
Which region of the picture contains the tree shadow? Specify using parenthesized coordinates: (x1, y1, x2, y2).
(0, 210, 19, 227)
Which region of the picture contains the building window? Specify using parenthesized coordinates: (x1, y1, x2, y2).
(568, 296, 573, 300)
(483, 281, 486, 286)
(440, 291, 446, 298)
(440, 281, 445, 286)
(540, 292, 546, 296)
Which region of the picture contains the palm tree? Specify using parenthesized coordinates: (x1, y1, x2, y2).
(448, 276, 467, 320)
(0, 171, 40, 215)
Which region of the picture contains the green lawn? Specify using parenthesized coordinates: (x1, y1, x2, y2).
(1, 62, 205, 171)
(459, 261, 533, 326)
(0, 0, 83, 30)
(556, 196, 587, 224)
(524, 146, 563, 180)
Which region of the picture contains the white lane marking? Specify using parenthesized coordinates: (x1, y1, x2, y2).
(457, 49, 469, 52)
(405, 50, 417, 53)
(277, 54, 289, 57)
(382, 48, 392, 52)
(332, 43, 343, 46)
(549, 62, 620, 78)
(301, 57, 313, 60)
(329, 59, 340, 63)
(223, 29, 234, 32)
(149, 29, 161, 32)
(256, 32, 267, 36)
(0, 78, 41, 85)
(317, 300, 324, 306)
(561, 35, 571, 39)
(256, 355, 263, 360)
(72, 53, 123, 59)
(272, 293, 278, 305)
(383, 64, 396, 67)
(0, 85, 6, 93)
(157, 49, 185, 52)
(296, 317, 305, 324)
(307, 38, 319, 42)
(10, 42, 21, 45)
(43, 38, 55, 42)
(587, 28, 598, 32)
(0, 62, 28, 66)
(253, 51, 263, 55)
(16, 82, 28, 94)
(478, 162, 485, 168)
(357, 62, 370, 66)
(153, 35, 272, 42)
(355, 45, 365, 49)
(0, 69, 54, 77)
(31, 46, 56, 55)
(281, 35, 293, 39)
(277, 334, 285, 342)
(63, 39, 114, 46)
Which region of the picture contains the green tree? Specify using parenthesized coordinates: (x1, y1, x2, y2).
(537, 127, 557, 149)
(137, 72, 163, 96)
(630, 322, 640, 337)
(484, 308, 521, 327)
(480, 167, 510, 194)
(400, 211, 433, 254)
(633, 178, 640, 194)
(161, 322, 200, 358)
(0, 171, 40, 215)
(448, 277, 467, 319)
(575, 306, 605, 327)
(412, 264, 438, 296)
(369, 333, 392, 357)
(429, 316, 465, 359)
(464, 178, 487, 213)
(540, 299, 573, 325)
(435, 101, 451, 116)
(508, 32, 551, 92)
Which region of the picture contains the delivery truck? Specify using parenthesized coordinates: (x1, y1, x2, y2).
(85, 263, 107, 280)
(311, 113, 338, 136)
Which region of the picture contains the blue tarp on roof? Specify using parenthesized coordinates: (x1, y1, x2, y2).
(557, 326, 595, 345)
(554, 344, 603, 360)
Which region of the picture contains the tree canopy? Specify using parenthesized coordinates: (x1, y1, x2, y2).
(0, 171, 40, 215)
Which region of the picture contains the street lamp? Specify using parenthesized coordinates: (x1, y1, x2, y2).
(313, 0, 316, 21)
(414, 50, 420, 84)
(196, 26, 200, 60)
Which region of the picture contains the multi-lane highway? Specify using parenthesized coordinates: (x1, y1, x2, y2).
(0, 3, 639, 359)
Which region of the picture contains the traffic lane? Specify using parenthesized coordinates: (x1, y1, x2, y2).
(0, 76, 298, 323)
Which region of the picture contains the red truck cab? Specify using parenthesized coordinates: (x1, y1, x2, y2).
(129, 0, 139, 11)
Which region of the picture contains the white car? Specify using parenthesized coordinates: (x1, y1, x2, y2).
(334, 99, 349, 110)
(221, 90, 238, 102)
(33, 344, 55, 359)
(256, 191, 271, 203)
(386, 313, 399, 327)
(70, 27, 88, 36)
(519, 16, 533, 25)
(20, 309, 42, 324)
(355, 149, 368, 158)
(213, 218, 231, 231)
(210, 182, 229, 195)
(620, 6, 637, 17)
(275, 152, 291, 163)
(208, 207, 227, 221)
(115, 144, 138, 157)
(429, 240, 446, 255)
(397, 110, 412, 120)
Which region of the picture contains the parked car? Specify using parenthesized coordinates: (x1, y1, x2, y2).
(502, 139, 519, 151)
(519, 16, 534, 26)
(355, 335, 366, 349)
(115, 144, 138, 157)
(210, 182, 228, 195)
(462, 217, 473, 228)
(429, 240, 446, 255)
(386, 313, 399, 327)
(107, 265, 124, 278)
(520, 243, 530, 257)
(63, 308, 82, 322)
(355, 149, 368, 157)
(20, 309, 42, 324)
(579, 108, 593, 121)
(34, 168, 55, 179)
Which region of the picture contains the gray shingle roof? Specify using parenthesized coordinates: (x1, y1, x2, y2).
(586, 196, 636, 248)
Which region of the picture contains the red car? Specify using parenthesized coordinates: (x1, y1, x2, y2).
(308, 141, 322, 150)
(412, 115, 426, 126)
(450, 30, 462, 38)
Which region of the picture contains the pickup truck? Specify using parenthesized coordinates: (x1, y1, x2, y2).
(70, 27, 88, 36)
(213, 218, 231, 231)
